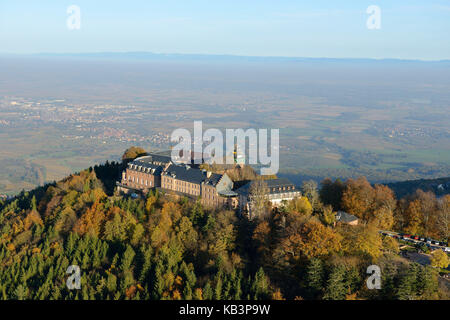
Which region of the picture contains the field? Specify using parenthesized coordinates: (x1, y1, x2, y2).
(0, 55, 449, 194)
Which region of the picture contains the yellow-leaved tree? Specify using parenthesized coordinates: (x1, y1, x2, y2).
(430, 250, 449, 269)
(340, 224, 383, 261)
(288, 197, 313, 216)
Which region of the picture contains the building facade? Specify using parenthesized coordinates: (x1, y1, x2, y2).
(118, 153, 235, 209)
(117, 154, 299, 214)
(236, 178, 301, 219)
(335, 211, 359, 226)
(117, 155, 169, 193)
(161, 164, 234, 208)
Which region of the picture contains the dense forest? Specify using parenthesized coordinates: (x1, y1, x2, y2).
(387, 177, 450, 199)
(0, 151, 448, 300)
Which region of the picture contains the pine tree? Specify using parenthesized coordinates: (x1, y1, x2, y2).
(223, 279, 232, 300)
(30, 196, 37, 212)
(323, 265, 346, 300)
(344, 265, 362, 293)
(397, 264, 419, 300)
(231, 269, 242, 300)
(416, 266, 438, 299)
(189, 202, 205, 227)
(106, 273, 117, 292)
(152, 262, 164, 299)
(203, 282, 213, 300)
(380, 263, 397, 300)
(15, 284, 28, 300)
(138, 245, 152, 282)
(180, 262, 196, 290)
(214, 275, 222, 300)
(183, 283, 193, 300)
(251, 267, 270, 300)
(120, 245, 136, 271)
(306, 258, 324, 297)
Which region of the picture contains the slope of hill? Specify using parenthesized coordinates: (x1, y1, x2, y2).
(387, 177, 450, 199)
(0, 161, 447, 300)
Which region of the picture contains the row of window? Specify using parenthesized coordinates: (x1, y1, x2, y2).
(127, 175, 153, 187)
(248, 191, 300, 201)
(175, 180, 200, 189)
(161, 177, 219, 199)
(268, 192, 300, 200)
(128, 164, 158, 174)
(266, 186, 295, 193)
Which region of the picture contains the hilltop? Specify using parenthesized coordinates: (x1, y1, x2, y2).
(0, 153, 448, 300)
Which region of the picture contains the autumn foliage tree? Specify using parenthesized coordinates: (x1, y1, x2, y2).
(396, 190, 444, 239)
(341, 177, 396, 229)
(287, 197, 313, 217)
(280, 215, 342, 262)
(430, 250, 449, 269)
(339, 224, 383, 261)
(122, 146, 147, 163)
(0, 154, 448, 301)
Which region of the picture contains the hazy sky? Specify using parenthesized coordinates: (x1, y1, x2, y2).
(1, 0, 449, 60)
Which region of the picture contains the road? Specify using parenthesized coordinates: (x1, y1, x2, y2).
(379, 230, 449, 252)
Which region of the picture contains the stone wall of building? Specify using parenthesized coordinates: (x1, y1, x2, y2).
(121, 168, 160, 191)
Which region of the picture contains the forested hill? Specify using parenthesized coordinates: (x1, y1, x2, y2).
(387, 177, 450, 199)
(0, 160, 448, 300)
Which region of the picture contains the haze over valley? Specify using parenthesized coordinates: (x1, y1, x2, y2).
(1, 53, 449, 194)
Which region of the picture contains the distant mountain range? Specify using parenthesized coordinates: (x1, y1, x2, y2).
(3, 52, 450, 64)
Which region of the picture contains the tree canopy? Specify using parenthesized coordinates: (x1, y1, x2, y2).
(0, 162, 448, 301)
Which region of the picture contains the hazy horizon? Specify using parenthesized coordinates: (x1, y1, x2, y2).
(1, 51, 450, 63)
(2, 1, 450, 60)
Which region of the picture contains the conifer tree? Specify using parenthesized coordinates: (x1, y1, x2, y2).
(306, 258, 324, 297)
(214, 274, 223, 300)
(203, 282, 213, 300)
(397, 264, 420, 300)
(251, 267, 270, 300)
(323, 265, 347, 300)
